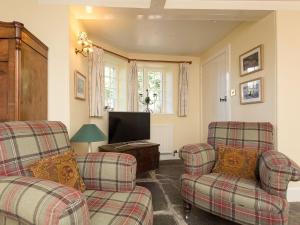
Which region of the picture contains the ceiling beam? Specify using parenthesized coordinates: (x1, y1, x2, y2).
(38, 0, 151, 8)
(165, 0, 300, 10)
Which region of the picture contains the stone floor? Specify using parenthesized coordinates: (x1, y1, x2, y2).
(136, 160, 300, 225)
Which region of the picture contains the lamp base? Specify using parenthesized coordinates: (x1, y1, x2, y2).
(88, 142, 92, 153)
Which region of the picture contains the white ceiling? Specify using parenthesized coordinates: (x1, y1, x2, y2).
(39, 0, 300, 10)
(39, 0, 151, 8)
(165, 0, 300, 10)
(75, 5, 270, 56)
(39, 0, 300, 56)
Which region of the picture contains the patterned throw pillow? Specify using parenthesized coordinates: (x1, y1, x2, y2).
(212, 145, 259, 180)
(29, 151, 86, 192)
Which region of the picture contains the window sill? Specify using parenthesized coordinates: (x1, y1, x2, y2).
(151, 113, 175, 116)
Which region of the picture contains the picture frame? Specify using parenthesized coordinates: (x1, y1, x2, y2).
(239, 45, 263, 76)
(240, 78, 263, 105)
(74, 71, 86, 100)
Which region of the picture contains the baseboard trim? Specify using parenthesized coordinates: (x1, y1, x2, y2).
(160, 153, 180, 161)
(287, 187, 300, 202)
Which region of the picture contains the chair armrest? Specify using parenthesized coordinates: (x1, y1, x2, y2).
(76, 152, 137, 192)
(259, 151, 300, 198)
(179, 143, 216, 176)
(0, 176, 89, 225)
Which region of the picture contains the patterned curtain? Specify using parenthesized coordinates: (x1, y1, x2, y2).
(127, 61, 139, 112)
(178, 63, 189, 117)
(88, 47, 105, 117)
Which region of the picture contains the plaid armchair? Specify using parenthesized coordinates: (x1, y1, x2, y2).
(180, 121, 300, 225)
(0, 121, 153, 225)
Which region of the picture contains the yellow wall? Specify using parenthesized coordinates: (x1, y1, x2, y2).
(200, 12, 277, 142)
(276, 11, 300, 189)
(0, 0, 71, 127)
(69, 11, 90, 153)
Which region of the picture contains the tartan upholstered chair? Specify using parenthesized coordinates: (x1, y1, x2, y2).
(0, 121, 153, 225)
(180, 121, 300, 225)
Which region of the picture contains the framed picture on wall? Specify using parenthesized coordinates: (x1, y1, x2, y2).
(240, 78, 263, 104)
(239, 45, 263, 76)
(74, 71, 86, 100)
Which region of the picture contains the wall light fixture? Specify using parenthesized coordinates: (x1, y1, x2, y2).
(75, 32, 93, 57)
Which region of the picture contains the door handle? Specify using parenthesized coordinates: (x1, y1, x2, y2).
(219, 96, 227, 102)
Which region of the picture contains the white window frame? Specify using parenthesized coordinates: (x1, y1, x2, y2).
(104, 62, 119, 110)
(138, 67, 171, 114)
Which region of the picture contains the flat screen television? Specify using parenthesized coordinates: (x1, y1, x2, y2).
(108, 112, 150, 144)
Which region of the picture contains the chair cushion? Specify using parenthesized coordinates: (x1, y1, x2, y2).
(181, 173, 285, 214)
(84, 186, 153, 225)
(30, 151, 86, 192)
(212, 145, 258, 180)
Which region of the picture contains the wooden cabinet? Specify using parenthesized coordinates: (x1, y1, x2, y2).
(0, 21, 48, 121)
(99, 142, 160, 176)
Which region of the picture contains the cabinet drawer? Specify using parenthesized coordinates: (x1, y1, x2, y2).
(0, 40, 9, 61)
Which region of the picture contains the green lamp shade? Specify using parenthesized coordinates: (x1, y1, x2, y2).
(70, 124, 107, 143)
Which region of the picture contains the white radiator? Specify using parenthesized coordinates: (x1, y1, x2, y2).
(150, 124, 174, 154)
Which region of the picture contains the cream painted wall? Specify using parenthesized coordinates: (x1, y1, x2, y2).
(276, 11, 300, 189)
(200, 12, 277, 141)
(0, 0, 71, 127)
(69, 11, 90, 153)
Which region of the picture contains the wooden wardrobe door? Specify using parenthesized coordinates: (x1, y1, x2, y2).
(0, 62, 8, 121)
(0, 40, 9, 121)
(20, 43, 47, 120)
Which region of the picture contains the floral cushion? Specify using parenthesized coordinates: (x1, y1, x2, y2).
(29, 151, 86, 192)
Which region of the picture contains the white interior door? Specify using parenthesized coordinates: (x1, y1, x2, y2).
(202, 50, 230, 139)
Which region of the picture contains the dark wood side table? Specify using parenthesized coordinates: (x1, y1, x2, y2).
(98, 142, 160, 176)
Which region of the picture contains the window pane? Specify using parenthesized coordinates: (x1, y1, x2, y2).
(104, 65, 117, 109)
(148, 71, 162, 113)
(136, 66, 173, 114)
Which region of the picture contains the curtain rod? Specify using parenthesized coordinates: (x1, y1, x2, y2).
(92, 43, 192, 65)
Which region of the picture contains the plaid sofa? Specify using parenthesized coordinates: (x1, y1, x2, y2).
(0, 121, 153, 225)
(180, 121, 300, 225)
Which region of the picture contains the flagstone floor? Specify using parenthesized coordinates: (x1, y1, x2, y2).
(136, 160, 300, 225)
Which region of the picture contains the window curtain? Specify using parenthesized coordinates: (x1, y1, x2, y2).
(88, 47, 105, 117)
(178, 63, 189, 117)
(127, 61, 139, 112)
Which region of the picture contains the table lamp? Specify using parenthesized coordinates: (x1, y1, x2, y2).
(70, 124, 107, 153)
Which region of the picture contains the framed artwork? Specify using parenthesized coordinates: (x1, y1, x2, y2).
(240, 78, 263, 104)
(239, 45, 263, 76)
(74, 71, 86, 100)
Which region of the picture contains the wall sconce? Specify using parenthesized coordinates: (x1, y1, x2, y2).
(75, 32, 93, 57)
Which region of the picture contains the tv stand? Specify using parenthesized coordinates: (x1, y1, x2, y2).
(98, 142, 160, 176)
(115, 142, 150, 149)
